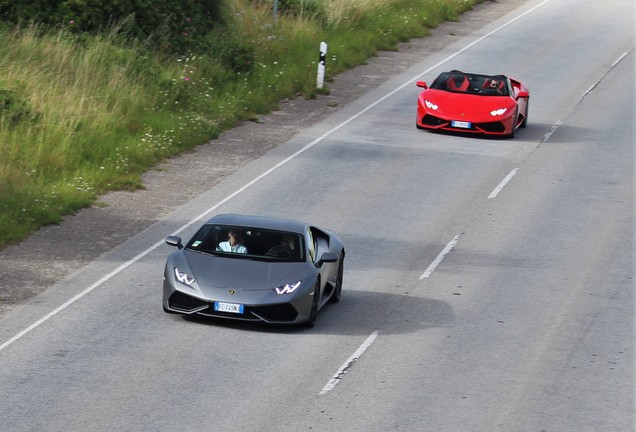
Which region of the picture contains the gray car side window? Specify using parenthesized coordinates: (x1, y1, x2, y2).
(306, 228, 315, 262)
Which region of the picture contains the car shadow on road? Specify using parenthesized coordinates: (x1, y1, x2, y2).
(179, 289, 454, 336)
(418, 128, 516, 141)
(417, 121, 590, 144)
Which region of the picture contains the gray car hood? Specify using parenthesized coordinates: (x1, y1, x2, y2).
(183, 250, 305, 291)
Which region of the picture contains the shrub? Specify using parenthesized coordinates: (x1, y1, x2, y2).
(0, 87, 35, 126)
(0, 0, 228, 53)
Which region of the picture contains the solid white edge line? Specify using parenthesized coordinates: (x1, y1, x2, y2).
(319, 331, 380, 395)
(0, 240, 162, 352)
(0, 1, 552, 353)
(488, 168, 518, 199)
(419, 235, 460, 280)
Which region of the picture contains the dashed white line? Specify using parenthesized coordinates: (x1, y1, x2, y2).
(543, 52, 630, 144)
(419, 235, 460, 279)
(542, 118, 564, 143)
(319, 330, 380, 395)
(488, 168, 518, 199)
(612, 51, 629, 67)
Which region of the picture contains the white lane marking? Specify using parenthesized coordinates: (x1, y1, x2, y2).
(0, 246, 160, 352)
(0, 2, 551, 353)
(319, 331, 380, 395)
(583, 52, 630, 100)
(543, 51, 630, 144)
(419, 235, 460, 279)
(488, 168, 518, 199)
(542, 118, 564, 143)
(612, 51, 629, 68)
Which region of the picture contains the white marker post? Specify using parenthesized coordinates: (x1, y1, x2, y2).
(317, 41, 327, 89)
(273, 0, 278, 25)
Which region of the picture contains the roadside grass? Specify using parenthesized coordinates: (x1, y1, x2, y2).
(0, 0, 481, 248)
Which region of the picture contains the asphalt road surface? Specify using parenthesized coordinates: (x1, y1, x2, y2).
(0, 0, 633, 431)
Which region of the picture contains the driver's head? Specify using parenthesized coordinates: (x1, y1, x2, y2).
(281, 234, 295, 249)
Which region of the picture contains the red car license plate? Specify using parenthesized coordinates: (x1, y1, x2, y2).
(451, 120, 471, 129)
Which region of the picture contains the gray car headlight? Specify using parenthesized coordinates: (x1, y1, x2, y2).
(174, 267, 196, 287)
(274, 281, 302, 295)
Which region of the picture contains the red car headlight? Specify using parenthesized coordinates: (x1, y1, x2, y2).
(425, 100, 439, 110)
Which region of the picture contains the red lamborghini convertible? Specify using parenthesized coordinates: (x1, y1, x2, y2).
(416, 70, 529, 137)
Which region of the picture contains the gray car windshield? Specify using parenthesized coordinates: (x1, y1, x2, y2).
(186, 224, 305, 262)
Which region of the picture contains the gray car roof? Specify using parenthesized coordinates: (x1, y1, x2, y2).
(205, 214, 308, 234)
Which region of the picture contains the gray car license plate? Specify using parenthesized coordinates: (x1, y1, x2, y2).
(214, 301, 244, 314)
